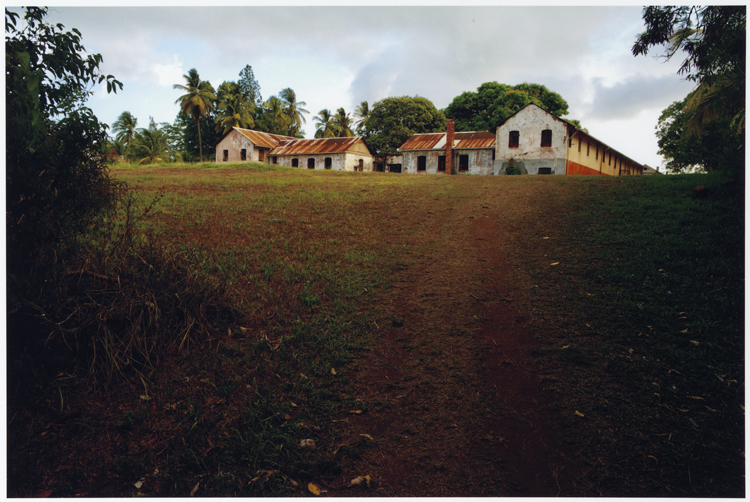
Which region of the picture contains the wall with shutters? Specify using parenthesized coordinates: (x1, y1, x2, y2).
(495, 104, 568, 175)
(215, 129, 256, 163)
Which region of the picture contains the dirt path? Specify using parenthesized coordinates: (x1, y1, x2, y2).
(325, 180, 582, 496)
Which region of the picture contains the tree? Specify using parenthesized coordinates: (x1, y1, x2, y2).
(214, 81, 255, 136)
(633, 6, 746, 138)
(443, 82, 571, 131)
(656, 96, 744, 173)
(314, 109, 336, 138)
(279, 87, 308, 137)
(6, 7, 123, 298)
(173, 68, 216, 162)
(238, 64, 262, 107)
(132, 127, 167, 165)
(354, 100, 371, 135)
(112, 111, 138, 157)
(362, 96, 446, 155)
(333, 107, 354, 137)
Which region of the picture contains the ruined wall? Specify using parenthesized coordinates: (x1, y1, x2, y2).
(215, 130, 256, 163)
(495, 105, 568, 175)
(402, 149, 494, 175)
(273, 152, 372, 172)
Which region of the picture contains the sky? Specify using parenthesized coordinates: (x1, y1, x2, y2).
(21, 3, 699, 169)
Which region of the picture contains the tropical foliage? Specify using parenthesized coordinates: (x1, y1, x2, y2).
(443, 82, 572, 132)
(173, 68, 216, 162)
(313, 109, 336, 138)
(112, 111, 138, 156)
(214, 81, 255, 136)
(633, 6, 745, 140)
(362, 96, 446, 154)
(6, 6, 123, 298)
(279, 87, 308, 137)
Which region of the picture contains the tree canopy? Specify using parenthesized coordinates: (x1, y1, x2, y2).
(443, 82, 570, 132)
(173, 68, 216, 162)
(633, 6, 745, 139)
(362, 96, 446, 155)
(6, 7, 123, 297)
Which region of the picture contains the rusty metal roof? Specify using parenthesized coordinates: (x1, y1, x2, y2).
(399, 131, 495, 151)
(234, 128, 296, 149)
(269, 137, 366, 155)
(453, 131, 496, 149)
(399, 133, 446, 151)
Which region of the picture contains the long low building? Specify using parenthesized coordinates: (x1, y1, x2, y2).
(398, 103, 644, 176)
(215, 128, 373, 172)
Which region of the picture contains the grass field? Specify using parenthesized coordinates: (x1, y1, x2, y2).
(7, 163, 744, 496)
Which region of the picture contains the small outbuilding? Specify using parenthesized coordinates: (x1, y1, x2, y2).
(215, 128, 373, 172)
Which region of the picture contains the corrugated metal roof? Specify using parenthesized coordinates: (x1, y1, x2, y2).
(399, 133, 445, 151)
(399, 131, 496, 151)
(270, 137, 364, 155)
(234, 128, 296, 149)
(454, 131, 496, 149)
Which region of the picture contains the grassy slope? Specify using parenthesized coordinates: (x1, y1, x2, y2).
(521, 172, 744, 496)
(8, 164, 744, 496)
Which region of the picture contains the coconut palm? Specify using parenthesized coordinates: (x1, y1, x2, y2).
(279, 87, 308, 137)
(132, 128, 167, 165)
(215, 81, 255, 136)
(313, 109, 336, 138)
(354, 101, 370, 134)
(112, 111, 138, 156)
(333, 107, 354, 137)
(173, 68, 216, 162)
(263, 96, 289, 134)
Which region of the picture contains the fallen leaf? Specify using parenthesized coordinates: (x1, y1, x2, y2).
(332, 443, 349, 456)
(139, 395, 151, 401)
(238, 326, 249, 332)
(679, 329, 689, 334)
(190, 481, 200, 497)
(678, 408, 690, 412)
(299, 439, 316, 449)
(550, 262, 560, 266)
(271, 340, 281, 351)
(350, 410, 364, 415)
(689, 340, 700, 346)
(300, 373, 308, 379)
(291, 402, 298, 407)
(542, 236, 549, 239)
(284, 414, 292, 420)
(359, 434, 374, 440)
(705, 406, 718, 412)
(308, 482, 321, 495)
(348, 475, 372, 488)
(561, 345, 570, 349)
(647, 455, 659, 464)
(134, 480, 144, 489)
(687, 396, 704, 400)
(34, 490, 53, 498)
(574, 410, 585, 418)
(331, 368, 337, 375)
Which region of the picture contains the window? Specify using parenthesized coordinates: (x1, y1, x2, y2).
(240, 149, 247, 161)
(223, 150, 228, 161)
(437, 155, 446, 172)
(259, 149, 265, 162)
(595, 145, 599, 160)
(608, 152, 612, 166)
(308, 158, 315, 169)
(375, 163, 384, 172)
(359, 159, 364, 172)
(390, 164, 402, 173)
(417, 155, 426, 171)
(577, 136, 581, 152)
(538, 167, 552, 175)
(325, 157, 332, 170)
(271, 156, 278, 164)
(509, 130, 520, 148)
(292, 158, 299, 167)
(542, 129, 552, 147)
(459, 155, 469, 171)
(586, 141, 590, 156)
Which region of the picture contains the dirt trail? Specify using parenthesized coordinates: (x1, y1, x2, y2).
(331, 181, 580, 496)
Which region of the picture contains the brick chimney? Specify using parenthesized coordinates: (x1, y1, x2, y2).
(445, 119, 455, 175)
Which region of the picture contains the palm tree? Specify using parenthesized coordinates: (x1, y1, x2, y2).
(263, 96, 288, 134)
(313, 109, 336, 138)
(215, 81, 255, 136)
(173, 69, 216, 162)
(333, 107, 354, 137)
(279, 87, 308, 137)
(132, 128, 167, 165)
(354, 101, 370, 135)
(112, 111, 138, 156)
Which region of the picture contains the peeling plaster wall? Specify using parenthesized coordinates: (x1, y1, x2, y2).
(273, 153, 373, 172)
(495, 105, 568, 175)
(402, 149, 494, 175)
(215, 130, 256, 163)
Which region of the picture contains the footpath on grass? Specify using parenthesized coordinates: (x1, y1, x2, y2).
(318, 177, 586, 496)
